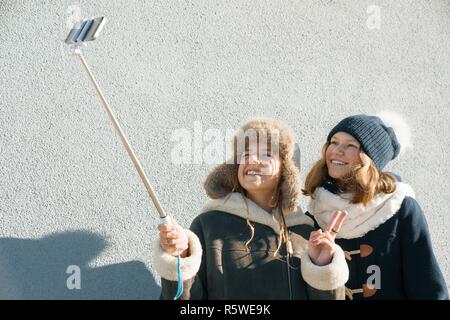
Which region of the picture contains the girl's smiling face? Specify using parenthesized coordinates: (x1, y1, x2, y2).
(326, 132, 362, 179)
(237, 142, 281, 194)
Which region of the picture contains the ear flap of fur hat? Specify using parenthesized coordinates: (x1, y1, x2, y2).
(203, 117, 301, 213)
(279, 159, 301, 212)
(203, 162, 240, 199)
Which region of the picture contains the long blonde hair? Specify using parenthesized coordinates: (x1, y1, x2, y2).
(302, 142, 397, 205)
(239, 170, 289, 253)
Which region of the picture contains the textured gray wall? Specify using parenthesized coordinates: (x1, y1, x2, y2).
(0, 0, 449, 299)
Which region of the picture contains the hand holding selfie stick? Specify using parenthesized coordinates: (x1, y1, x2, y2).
(65, 17, 183, 299)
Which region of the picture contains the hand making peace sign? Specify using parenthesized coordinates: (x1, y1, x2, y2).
(308, 210, 348, 266)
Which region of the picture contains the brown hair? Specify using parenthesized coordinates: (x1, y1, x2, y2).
(239, 167, 289, 253)
(302, 142, 397, 205)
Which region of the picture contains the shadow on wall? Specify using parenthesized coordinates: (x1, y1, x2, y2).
(0, 230, 160, 299)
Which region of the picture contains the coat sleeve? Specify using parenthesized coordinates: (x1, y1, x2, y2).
(154, 217, 208, 300)
(400, 197, 449, 300)
(301, 244, 349, 300)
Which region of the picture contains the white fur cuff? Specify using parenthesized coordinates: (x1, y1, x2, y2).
(153, 229, 203, 282)
(301, 245, 349, 291)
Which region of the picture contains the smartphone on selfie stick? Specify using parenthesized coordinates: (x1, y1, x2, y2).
(65, 16, 106, 45)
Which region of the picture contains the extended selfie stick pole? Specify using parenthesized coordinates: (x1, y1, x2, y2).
(75, 50, 168, 220)
(67, 18, 168, 220)
(67, 17, 183, 299)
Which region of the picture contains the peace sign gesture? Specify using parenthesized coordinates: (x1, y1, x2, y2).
(308, 210, 348, 266)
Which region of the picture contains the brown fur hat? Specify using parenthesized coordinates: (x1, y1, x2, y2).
(203, 117, 300, 213)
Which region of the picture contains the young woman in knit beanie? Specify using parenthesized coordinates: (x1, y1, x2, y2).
(303, 112, 448, 300)
(154, 117, 349, 299)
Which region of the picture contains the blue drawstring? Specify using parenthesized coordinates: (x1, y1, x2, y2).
(161, 215, 183, 300)
(173, 255, 183, 300)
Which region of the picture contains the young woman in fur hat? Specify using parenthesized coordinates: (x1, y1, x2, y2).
(154, 118, 349, 299)
(303, 112, 448, 300)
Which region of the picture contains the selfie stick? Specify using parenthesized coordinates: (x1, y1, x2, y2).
(78, 53, 168, 220)
(66, 17, 183, 300)
(67, 18, 167, 220)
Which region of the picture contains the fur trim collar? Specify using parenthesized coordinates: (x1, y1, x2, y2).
(308, 182, 415, 239)
(201, 192, 313, 234)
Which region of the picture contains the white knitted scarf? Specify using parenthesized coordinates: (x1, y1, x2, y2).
(308, 182, 415, 239)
